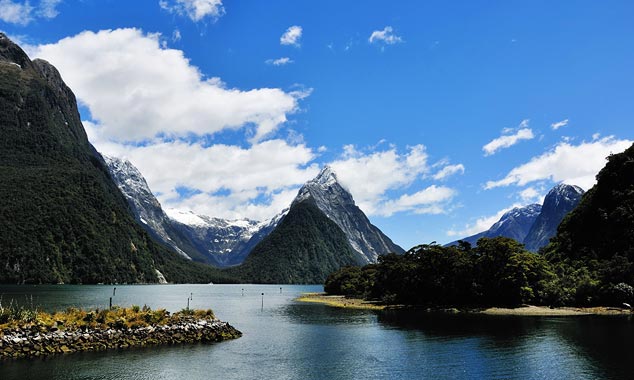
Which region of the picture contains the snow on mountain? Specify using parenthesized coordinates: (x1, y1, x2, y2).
(104, 155, 282, 267)
(291, 166, 404, 263)
(523, 184, 584, 251)
(103, 155, 191, 260)
(448, 183, 584, 251)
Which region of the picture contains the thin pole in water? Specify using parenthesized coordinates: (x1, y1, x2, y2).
(242, 288, 244, 297)
(109, 297, 112, 310)
(187, 297, 190, 310)
(261, 293, 264, 311)
(190, 292, 193, 300)
(280, 287, 282, 294)
(113, 287, 116, 296)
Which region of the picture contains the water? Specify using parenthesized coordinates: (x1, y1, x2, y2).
(1, 284, 633, 380)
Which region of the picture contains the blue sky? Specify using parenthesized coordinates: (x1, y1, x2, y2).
(2, 0, 633, 249)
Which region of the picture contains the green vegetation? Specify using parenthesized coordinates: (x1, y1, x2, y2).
(0, 302, 214, 332)
(326, 237, 556, 307)
(326, 143, 634, 308)
(227, 199, 364, 284)
(0, 45, 236, 284)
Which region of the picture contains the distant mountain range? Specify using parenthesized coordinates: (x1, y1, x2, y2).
(106, 156, 404, 282)
(448, 184, 584, 251)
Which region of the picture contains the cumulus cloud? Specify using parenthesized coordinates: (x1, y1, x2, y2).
(482, 119, 534, 156)
(380, 186, 456, 216)
(32, 28, 303, 143)
(432, 164, 465, 180)
(95, 137, 320, 221)
(485, 136, 633, 190)
(329, 145, 456, 216)
(446, 204, 522, 237)
(280, 25, 302, 47)
(551, 119, 569, 130)
(159, 0, 224, 22)
(518, 186, 544, 203)
(368, 26, 403, 45)
(265, 57, 293, 66)
(0, 0, 60, 25)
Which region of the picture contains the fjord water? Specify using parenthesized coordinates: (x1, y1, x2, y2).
(1, 285, 632, 380)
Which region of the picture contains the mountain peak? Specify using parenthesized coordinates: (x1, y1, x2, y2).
(0, 33, 31, 69)
(312, 165, 338, 186)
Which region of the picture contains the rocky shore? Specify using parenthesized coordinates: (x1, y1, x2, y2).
(0, 314, 241, 360)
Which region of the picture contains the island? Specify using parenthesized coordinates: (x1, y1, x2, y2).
(0, 305, 241, 360)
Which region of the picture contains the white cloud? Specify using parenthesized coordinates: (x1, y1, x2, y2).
(551, 119, 569, 130)
(381, 186, 456, 216)
(483, 119, 534, 156)
(0, 0, 60, 25)
(95, 137, 319, 221)
(485, 136, 633, 190)
(37, 0, 60, 19)
(518, 186, 542, 203)
(368, 26, 403, 45)
(265, 57, 293, 66)
(32, 28, 303, 143)
(159, 0, 224, 22)
(432, 164, 465, 180)
(171, 29, 181, 42)
(447, 204, 522, 237)
(280, 25, 302, 47)
(329, 145, 456, 216)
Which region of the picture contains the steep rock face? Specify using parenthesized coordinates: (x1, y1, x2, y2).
(523, 184, 584, 251)
(0, 34, 229, 284)
(104, 155, 191, 259)
(103, 155, 283, 267)
(448, 204, 542, 247)
(226, 198, 363, 284)
(293, 166, 404, 263)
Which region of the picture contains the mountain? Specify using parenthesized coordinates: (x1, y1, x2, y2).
(167, 209, 285, 267)
(0, 34, 233, 284)
(104, 155, 283, 267)
(547, 143, 634, 263)
(448, 204, 542, 247)
(523, 184, 584, 252)
(103, 155, 192, 259)
(448, 184, 584, 251)
(226, 198, 363, 284)
(293, 166, 404, 263)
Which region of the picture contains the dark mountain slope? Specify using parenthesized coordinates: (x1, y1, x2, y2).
(523, 184, 584, 252)
(0, 33, 232, 284)
(226, 199, 363, 284)
(548, 143, 634, 262)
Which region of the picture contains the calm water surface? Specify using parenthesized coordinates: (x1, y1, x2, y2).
(0, 284, 633, 379)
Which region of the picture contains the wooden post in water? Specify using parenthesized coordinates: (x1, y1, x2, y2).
(242, 288, 244, 296)
(187, 297, 190, 310)
(190, 292, 193, 300)
(109, 297, 112, 310)
(261, 293, 264, 311)
(280, 287, 282, 294)
(113, 287, 116, 296)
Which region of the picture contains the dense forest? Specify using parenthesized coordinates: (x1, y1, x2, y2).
(326, 143, 634, 307)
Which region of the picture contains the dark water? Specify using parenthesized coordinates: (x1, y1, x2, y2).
(1, 285, 633, 380)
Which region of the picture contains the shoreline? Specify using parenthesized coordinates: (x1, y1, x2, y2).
(296, 293, 634, 316)
(0, 307, 241, 360)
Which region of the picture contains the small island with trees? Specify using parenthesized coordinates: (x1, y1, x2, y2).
(308, 143, 634, 315)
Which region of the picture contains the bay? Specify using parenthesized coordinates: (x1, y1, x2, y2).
(0, 284, 632, 380)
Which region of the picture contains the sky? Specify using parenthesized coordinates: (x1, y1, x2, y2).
(2, 0, 633, 249)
